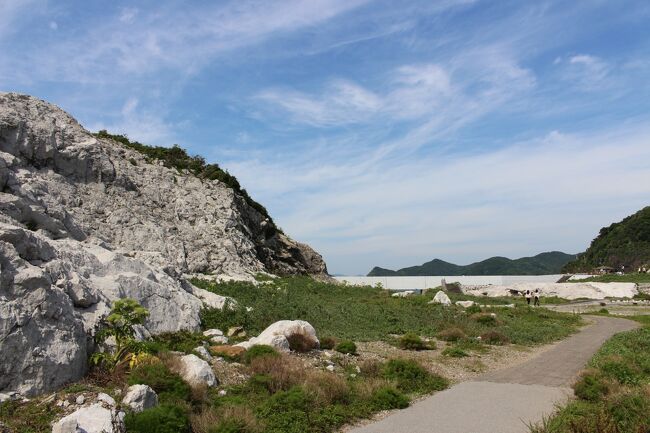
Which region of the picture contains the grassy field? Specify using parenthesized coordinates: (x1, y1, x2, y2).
(195, 276, 583, 345)
(569, 273, 650, 284)
(0, 276, 584, 433)
(531, 314, 650, 433)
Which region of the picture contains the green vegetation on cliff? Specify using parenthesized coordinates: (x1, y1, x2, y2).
(563, 206, 650, 273)
(93, 130, 275, 227)
(369, 251, 576, 276)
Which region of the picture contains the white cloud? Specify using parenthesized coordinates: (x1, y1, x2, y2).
(17, 0, 371, 83)
(49, 21, 58, 30)
(119, 7, 138, 23)
(86, 97, 174, 145)
(557, 54, 610, 90)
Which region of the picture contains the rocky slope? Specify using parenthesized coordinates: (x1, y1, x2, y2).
(0, 92, 326, 396)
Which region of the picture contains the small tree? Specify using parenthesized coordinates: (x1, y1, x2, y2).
(91, 298, 149, 369)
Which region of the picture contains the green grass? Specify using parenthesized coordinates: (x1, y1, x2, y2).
(196, 277, 583, 346)
(530, 321, 650, 433)
(0, 399, 62, 433)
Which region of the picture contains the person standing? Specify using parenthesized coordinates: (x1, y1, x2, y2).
(525, 290, 532, 305)
(533, 289, 541, 306)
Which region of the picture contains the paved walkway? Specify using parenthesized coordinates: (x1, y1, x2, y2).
(350, 316, 638, 433)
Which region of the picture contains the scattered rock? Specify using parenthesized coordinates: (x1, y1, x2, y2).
(178, 354, 218, 387)
(235, 320, 319, 352)
(218, 390, 227, 397)
(96, 393, 115, 407)
(392, 290, 415, 298)
(227, 326, 246, 338)
(75, 395, 85, 405)
(210, 345, 246, 358)
(203, 329, 229, 344)
(430, 291, 452, 305)
(194, 346, 213, 361)
(122, 385, 158, 413)
(326, 365, 335, 372)
(455, 300, 475, 308)
(51, 403, 124, 433)
(203, 329, 224, 338)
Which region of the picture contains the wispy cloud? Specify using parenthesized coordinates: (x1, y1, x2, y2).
(228, 122, 650, 273)
(556, 54, 611, 90)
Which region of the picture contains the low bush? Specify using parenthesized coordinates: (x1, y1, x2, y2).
(248, 355, 306, 393)
(465, 304, 482, 315)
(0, 399, 62, 433)
(398, 333, 431, 351)
(124, 404, 190, 433)
(319, 336, 337, 350)
(442, 347, 469, 358)
(256, 386, 313, 433)
(359, 359, 383, 378)
(303, 371, 350, 404)
(286, 333, 317, 352)
(573, 370, 610, 402)
(243, 345, 279, 364)
(480, 331, 509, 345)
(471, 313, 498, 326)
(127, 361, 191, 403)
(436, 327, 466, 342)
(193, 406, 261, 433)
(369, 386, 409, 410)
(598, 308, 610, 314)
(599, 356, 642, 385)
(147, 331, 207, 354)
(335, 340, 357, 355)
(383, 359, 448, 393)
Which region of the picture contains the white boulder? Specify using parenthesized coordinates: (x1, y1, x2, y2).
(455, 300, 475, 308)
(194, 346, 213, 361)
(235, 320, 319, 352)
(430, 291, 452, 305)
(203, 329, 224, 337)
(122, 385, 158, 413)
(51, 403, 124, 433)
(178, 354, 218, 387)
(392, 290, 415, 298)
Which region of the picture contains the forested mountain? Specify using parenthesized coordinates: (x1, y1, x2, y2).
(368, 251, 576, 276)
(563, 206, 650, 272)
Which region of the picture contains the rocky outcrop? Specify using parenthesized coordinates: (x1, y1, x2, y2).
(0, 92, 326, 278)
(178, 354, 218, 387)
(0, 93, 327, 397)
(430, 291, 452, 305)
(235, 320, 319, 352)
(122, 385, 158, 413)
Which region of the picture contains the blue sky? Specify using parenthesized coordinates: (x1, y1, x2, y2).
(2, 0, 650, 275)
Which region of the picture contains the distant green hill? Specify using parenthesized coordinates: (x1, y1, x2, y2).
(563, 206, 650, 272)
(368, 251, 576, 276)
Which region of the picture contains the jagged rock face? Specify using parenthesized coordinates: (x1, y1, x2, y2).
(0, 92, 326, 277)
(0, 92, 327, 397)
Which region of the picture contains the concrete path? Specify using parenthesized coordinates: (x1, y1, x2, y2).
(350, 316, 638, 433)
